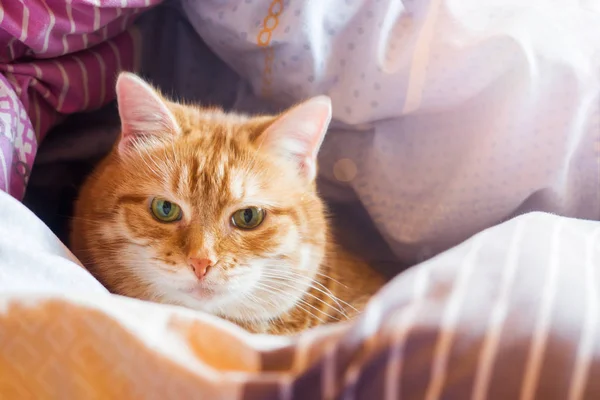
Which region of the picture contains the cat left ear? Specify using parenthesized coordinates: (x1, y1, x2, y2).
(259, 96, 332, 182)
(115, 72, 181, 154)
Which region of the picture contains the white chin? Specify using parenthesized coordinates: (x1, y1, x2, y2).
(155, 251, 317, 323)
(161, 288, 226, 314)
(169, 286, 297, 323)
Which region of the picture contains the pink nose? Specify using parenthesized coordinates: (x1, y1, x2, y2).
(189, 258, 213, 279)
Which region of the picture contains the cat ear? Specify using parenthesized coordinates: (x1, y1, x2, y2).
(259, 96, 332, 182)
(115, 72, 180, 154)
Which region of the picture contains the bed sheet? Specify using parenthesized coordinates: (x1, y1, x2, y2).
(181, 0, 600, 264)
(2, 188, 600, 399)
(2, 1, 600, 398)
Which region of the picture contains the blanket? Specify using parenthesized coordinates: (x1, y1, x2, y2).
(1, 0, 600, 399)
(180, 0, 600, 263)
(3, 0, 599, 262)
(0, 0, 161, 199)
(2, 189, 600, 398)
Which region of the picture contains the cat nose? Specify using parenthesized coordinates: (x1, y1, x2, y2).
(189, 258, 213, 279)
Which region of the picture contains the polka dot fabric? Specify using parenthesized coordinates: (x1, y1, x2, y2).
(184, 0, 600, 263)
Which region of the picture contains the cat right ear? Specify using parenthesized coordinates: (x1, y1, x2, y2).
(115, 72, 181, 154)
(258, 96, 332, 183)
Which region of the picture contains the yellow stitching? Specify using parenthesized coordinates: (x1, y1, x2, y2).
(257, 0, 283, 97)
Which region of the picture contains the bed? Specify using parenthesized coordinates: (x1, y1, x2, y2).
(1, 1, 599, 398)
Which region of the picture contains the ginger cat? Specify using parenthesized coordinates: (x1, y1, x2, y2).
(71, 73, 384, 335)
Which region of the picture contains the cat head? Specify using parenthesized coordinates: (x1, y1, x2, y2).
(75, 73, 332, 324)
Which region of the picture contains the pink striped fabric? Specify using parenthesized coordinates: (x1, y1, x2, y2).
(0, 0, 161, 200)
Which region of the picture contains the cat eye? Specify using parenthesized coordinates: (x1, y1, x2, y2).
(150, 197, 182, 222)
(231, 207, 265, 230)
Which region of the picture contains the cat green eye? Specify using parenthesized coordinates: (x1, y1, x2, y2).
(231, 207, 265, 230)
(150, 198, 182, 222)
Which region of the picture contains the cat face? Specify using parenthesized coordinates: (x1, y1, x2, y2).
(74, 73, 333, 324)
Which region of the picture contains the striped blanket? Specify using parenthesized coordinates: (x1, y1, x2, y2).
(0, 0, 160, 199)
(1, 189, 600, 399)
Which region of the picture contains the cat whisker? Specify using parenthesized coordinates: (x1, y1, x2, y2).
(245, 291, 284, 322)
(288, 301, 327, 324)
(253, 283, 326, 324)
(261, 268, 358, 314)
(259, 275, 349, 319)
(66, 215, 107, 225)
(237, 292, 266, 321)
(253, 282, 328, 323)
(165, 142, 179, 176)
(301, 276, 358, 312)
(313, 271, 350, 288)
(254, 281, 340, 322)
(271, 263, 352, 292)
(218, 276, 269, 322)
(137, 145, 164, 178)
(244, 292, 277, 318)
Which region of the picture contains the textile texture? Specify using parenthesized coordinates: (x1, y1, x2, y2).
(0, 0, 161, 199)
(1, 189, 600, 399)
(1, 1, 600, 399)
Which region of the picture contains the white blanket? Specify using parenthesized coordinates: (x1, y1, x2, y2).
(181, 0, 600, 263)
(2, 188, 600, 398)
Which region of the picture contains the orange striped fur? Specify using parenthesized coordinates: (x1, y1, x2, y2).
(71, 73, 383, 335)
